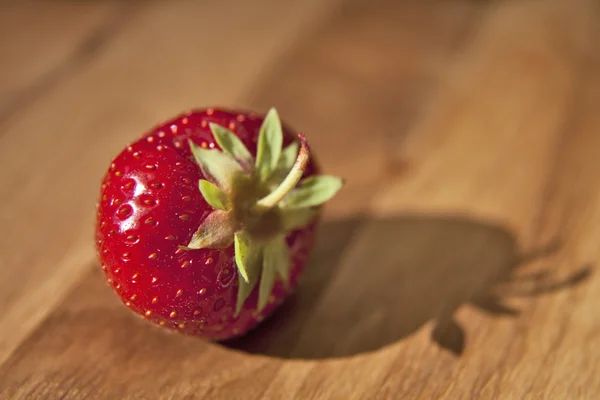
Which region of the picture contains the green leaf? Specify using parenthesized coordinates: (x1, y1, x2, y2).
(234, 232, 251, 283)
(273, 239, 290, 286)
(258, 236, 290, 312)
(280, 176, 344, 209)
(279, 208, 319, 231)
(236, 270, 259, 317)
(209, 123, 253, 170)
(198, 180, 228, 210)
(255, 108, 283, 182)
(234, 232, 263, 315)
(234, 231, 262, 283)
(188, 140, 243, 192)
(277, 141, 299, 172)
(267, 141, 300, 186)
(258, 247, 278, 312)
(269, 236, 290, 282)
(185, 210, 235, 249)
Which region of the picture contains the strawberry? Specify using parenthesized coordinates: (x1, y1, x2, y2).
(95, 107, 343, 340)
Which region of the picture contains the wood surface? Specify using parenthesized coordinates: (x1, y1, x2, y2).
(1, 0, 599, 398)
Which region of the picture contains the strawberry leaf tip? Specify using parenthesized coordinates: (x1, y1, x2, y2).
(209, 122, 253, 171)
(185, 108, 344, 315)
(185, 210, 236, 250)
(188, 140, 243, 192)
(256, 108, 283, 182)
(234, 232, 254, 283)
(198, 179, 228, 210)
(235, 232, 262, 314)
(280, 175, 345, 209)
(260, 236, 290, 308)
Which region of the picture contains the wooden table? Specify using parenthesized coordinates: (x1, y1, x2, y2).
(1, 0, 599, 398)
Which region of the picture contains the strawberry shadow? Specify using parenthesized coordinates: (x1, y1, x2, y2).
(223, 213, 592, 359)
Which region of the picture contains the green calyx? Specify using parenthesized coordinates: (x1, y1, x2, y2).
(182, 108, 344, 316)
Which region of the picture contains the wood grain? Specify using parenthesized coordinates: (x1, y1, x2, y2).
(2, 0, 600, 398)
(0, 2, 127, 122)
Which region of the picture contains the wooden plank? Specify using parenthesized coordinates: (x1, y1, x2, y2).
(488, 30, 600, 400)
(0, 2, 125, 120)
(0, 0, 344, 365)
(264, 0, 598, 398)
(0, 0, 477, 398)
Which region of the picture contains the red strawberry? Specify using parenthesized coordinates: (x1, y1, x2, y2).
(95, 107, 343, 340)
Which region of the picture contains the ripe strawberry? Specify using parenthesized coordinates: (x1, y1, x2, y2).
(95, 107, 343, 340)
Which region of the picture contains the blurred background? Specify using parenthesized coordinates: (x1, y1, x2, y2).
(1, 0, 599, 398)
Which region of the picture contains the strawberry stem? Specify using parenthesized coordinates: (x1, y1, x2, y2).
(254, 134, 309, 210)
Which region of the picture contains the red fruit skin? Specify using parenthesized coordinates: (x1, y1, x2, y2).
(95, 108, 319, 340)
